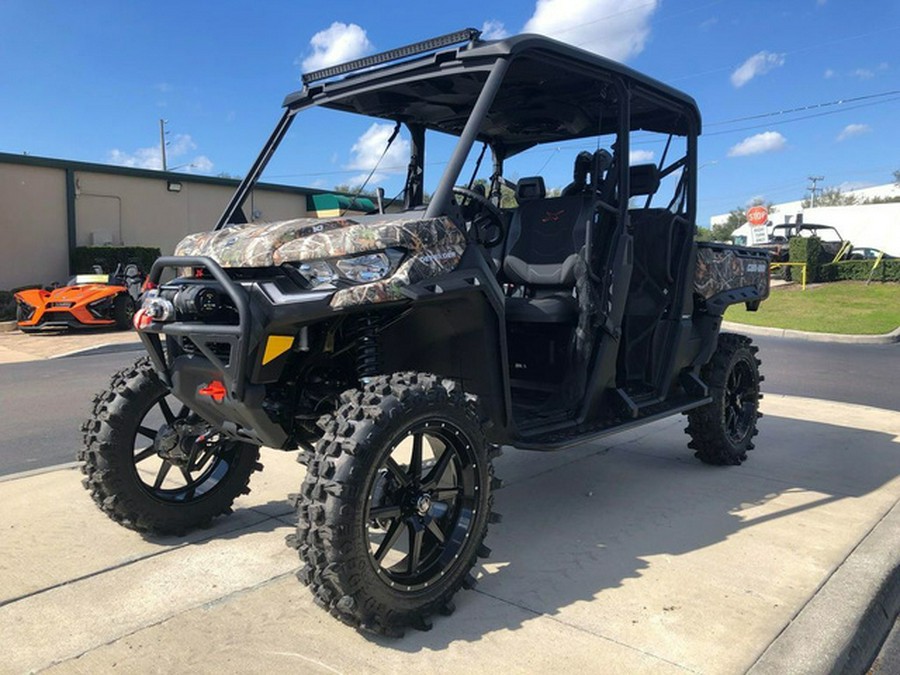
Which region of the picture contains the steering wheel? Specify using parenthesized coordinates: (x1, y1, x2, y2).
(451, 186, 507, 248)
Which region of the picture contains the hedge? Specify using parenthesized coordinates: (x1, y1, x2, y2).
(73, 246, 161, 275)
(788, 236, 824, 282)
(822, 259, 900, 282)
(0, 290, 14, 321)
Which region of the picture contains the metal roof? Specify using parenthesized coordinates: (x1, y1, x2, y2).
(284, 32, 701, 154)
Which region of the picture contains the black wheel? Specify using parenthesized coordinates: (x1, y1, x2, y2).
(113, 294, 135, 330)
(78, 357, 262, 535)
(288, 372, 500, 635)
(686, 333, 762, 465)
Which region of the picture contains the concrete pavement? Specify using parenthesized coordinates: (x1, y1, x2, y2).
(0, 328, 140, 364)
(1, 394, 898, 674)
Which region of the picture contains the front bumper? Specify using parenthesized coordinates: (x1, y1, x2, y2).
(136, 256, 335, 448)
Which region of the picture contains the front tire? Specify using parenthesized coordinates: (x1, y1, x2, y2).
(289, 372, 499, 635)
(113, 294, 135, 330)
(78, 357, 261, 535)
(686, 333, 762, 465)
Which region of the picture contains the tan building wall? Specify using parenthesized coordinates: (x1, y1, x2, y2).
(1, 153, 314, 290)
(0, 162, 70, 288)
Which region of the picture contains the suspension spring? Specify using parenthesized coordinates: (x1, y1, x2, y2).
(354, 314, 381, 381)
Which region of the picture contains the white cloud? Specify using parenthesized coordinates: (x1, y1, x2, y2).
(189, 156, 214, 173)
(837, 123, 871, 141)
(824, 68, 835, 78)
(699, 17, 718, 30)
(728, 131, 787, 157)
(108, 146, 162, 170)
(300, 22, 373, 73)
(523, 0, 659, 62)
(345, 123, 410, 185)
(107, 133, 214, 173)
(629, 149, 655, 164)
(852, 68, 874, 80)
(481, 20, 508, 40)
(731, 51, 786, 87)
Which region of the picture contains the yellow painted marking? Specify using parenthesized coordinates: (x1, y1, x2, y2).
(262, 335, 294, 365)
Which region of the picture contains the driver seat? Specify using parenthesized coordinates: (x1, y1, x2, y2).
(502, 177, 595, 324)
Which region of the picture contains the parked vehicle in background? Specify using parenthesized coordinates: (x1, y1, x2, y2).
(756, 223, 847, 263)
(848, 247, 896, 260)
(14, 264, 143, 332)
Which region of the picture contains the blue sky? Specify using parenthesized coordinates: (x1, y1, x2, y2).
(2, 0, 898, 226)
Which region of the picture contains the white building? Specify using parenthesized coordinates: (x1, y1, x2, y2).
(711, 182, 900, 255)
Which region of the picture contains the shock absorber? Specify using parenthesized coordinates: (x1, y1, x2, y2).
(354, 314, 381, 382)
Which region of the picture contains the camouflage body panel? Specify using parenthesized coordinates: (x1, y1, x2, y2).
(694, 244, 770, 300)
(174, 216, 466, 309)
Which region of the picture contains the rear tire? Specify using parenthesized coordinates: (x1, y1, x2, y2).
(288, 372, 499, 635)
(686, 333, 762, 465)
(78, 357, 261, 535)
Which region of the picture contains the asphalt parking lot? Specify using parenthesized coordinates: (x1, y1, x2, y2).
(1, 375, 898, 673)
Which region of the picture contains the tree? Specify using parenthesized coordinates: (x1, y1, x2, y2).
(472, 178, 518, 208)
(801, 187, 857, 208)
(694, 227, 714, 242)
(709, 199, 776, 242)
(333, 184, 378, 198)
(893, 169, 899, 187)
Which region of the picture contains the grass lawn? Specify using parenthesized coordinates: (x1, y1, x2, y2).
(724, 281, 900, 334)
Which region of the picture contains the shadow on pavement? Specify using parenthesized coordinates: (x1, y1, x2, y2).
(354, 413, 900, 651)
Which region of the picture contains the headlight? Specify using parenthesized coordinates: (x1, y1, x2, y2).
(336, 253, 391, 283)
(295, 249, 403, 290)
(296, 260, 338, 288)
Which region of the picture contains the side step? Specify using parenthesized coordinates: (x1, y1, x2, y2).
(513, 396, 711, 451)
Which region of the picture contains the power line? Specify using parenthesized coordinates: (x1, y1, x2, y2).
(702, 94, 900, 137)
(706, 89, 900, 127)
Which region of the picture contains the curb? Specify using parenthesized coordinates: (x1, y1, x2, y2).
(52, 341, 143, 359)
(0, 320, 17, 334)
(722, 321, 900, 345)
(748, 500, 900, 675)
(0, 462, 80, 484)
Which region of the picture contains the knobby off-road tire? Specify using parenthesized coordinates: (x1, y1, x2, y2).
(288, 372, 501, 636)
(79, 356, 261, 535)
(686, 332, 762, 465)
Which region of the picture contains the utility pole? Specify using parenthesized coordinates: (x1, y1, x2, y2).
(807, 175, 824, 207)
(159, 119, 168, 171)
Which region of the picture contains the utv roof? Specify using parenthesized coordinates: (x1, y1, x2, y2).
(284, 30, 701, 155)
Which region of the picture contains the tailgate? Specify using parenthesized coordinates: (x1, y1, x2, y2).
(694, 243, 770, 302)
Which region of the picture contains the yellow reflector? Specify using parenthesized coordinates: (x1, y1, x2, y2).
(262, 335, 294, 365)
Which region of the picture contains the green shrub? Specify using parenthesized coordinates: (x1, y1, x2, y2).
(788, 236, 824, 282)
(822, 259, 900, 283)
(0, 290, 15, 321)
(73, 246, 161, 275)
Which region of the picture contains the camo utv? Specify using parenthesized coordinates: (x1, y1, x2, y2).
(80, 29, 770, 635)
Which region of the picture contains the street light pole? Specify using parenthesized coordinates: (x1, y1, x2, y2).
(159, 119, 168, 171)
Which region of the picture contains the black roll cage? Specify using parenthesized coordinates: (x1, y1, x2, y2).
(213, 32, 701, 238)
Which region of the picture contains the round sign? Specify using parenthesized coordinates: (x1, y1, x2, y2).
(746, 206, 769, 226)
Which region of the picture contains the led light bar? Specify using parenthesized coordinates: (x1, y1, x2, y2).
(302, 28, 482, 85)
